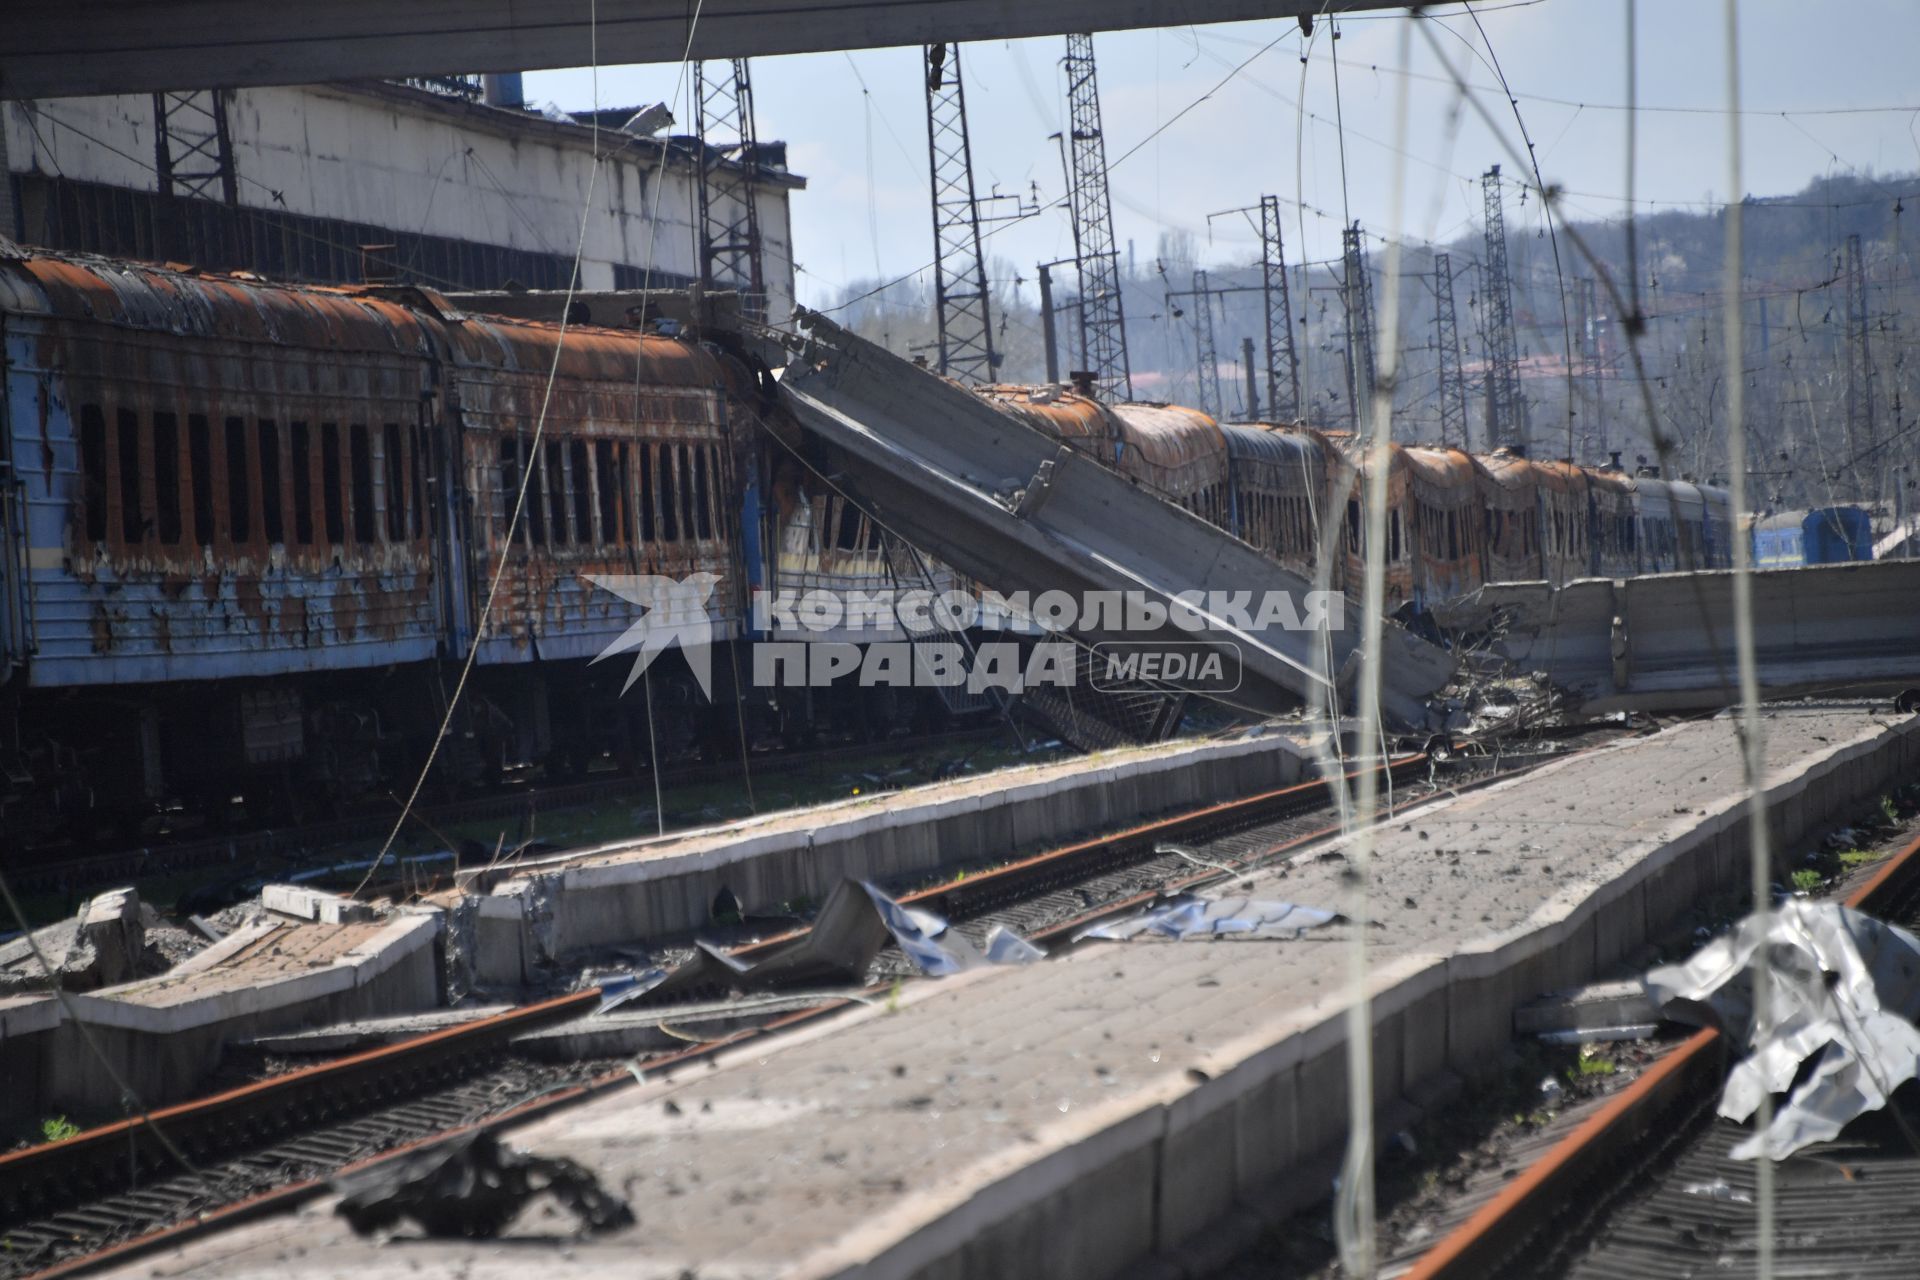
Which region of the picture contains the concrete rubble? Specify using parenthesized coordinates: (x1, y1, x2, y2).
(0, 888, 162, 993)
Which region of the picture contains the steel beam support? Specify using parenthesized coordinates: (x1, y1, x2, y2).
(3, 1, 1421, 102)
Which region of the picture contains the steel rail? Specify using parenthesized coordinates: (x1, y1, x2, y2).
(12, 741, 1612, 1279)
(1403, 822, 1920, 1280)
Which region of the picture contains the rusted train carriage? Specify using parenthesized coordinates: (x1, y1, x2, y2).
(1533, 459, 1593, 585)
(1402, 445, 1484, 606)
(0, 254, 449, 822)
(1220, 423, 1340, 586)
(1474, 449, 1543, 585)
(444, 310, 746, 773)
(1586, 463, 1640, 578)
(0, 251, 776, 829)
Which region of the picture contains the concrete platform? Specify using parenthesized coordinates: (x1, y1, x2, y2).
(0, 909, 441, 1121)
(104, 704, 1920, 1280)
(458, 730, 1316, 988)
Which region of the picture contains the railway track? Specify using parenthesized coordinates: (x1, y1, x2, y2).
(1404, 813, 1920, 1280)
(0, 734, 1612, 1279)
(12, 726, 1007, 900)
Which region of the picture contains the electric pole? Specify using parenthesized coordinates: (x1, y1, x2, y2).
(924, 44, 1021, 384)
(1433, 251, 1468, 450)
(1341, 223, 1377, 431)
(694, 60, 767, 320)
(1259, 195, 1302, 421)
(1189, 269, 1223, 419)
(1844, 231, 1876, 481)
(1059, 33, 1131, 398)
(1481, 165, 1525, 449)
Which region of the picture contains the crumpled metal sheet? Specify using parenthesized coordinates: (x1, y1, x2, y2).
(332, 1131, 634, 1239)
(1643, 899, 1920, 1160)
(1075, 893, 1338, 942)
(860, 882, 1046, 976)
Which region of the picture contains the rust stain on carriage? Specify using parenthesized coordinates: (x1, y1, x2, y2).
(333, 581, 360, 640)
(279, 592, 308, 643)
(90, 604, 112, 653)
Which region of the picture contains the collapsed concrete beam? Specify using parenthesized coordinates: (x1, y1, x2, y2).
(1435, 559, 1920, 716)
(770, 311, 1456, 730)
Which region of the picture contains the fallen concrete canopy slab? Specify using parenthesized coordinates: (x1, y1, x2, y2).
(1434, 559, 1920, 716)
(1076, 892, 1337, 942)
(769, 311, 1455, 729)
(1644, 898, 1920, 1160)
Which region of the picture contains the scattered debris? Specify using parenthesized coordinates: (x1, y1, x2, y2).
(862, 883, 1046, 976)
(1515, 979, 1661, 1044)
(1681, 1179, 1754, 1204)
(1076, 893, 1337, 942)
(1644, 899, 1920, 1160)
(332, 1131, 634, 1238)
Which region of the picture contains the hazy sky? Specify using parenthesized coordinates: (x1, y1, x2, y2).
(524, 0, 1920, 311)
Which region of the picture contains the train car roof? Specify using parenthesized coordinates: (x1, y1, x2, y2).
(1108, 402, 1229, 473)
(974, 386, 1117, 443)
(1219, 421, 1327, 467)
(1530, 458, 1591, 493)
(2, 248, 727, 390)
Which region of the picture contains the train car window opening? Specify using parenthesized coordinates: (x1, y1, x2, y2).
(117, 409, 146, 544)
(524, 439, 549, 546)
(496, 439, 522, 546)
(1346, 500, 1361, 552)
(224, 417, 252, 544)
(833, 498, 862, 551)
(290, 422, 314, 545)
(79, 405, 109, 543)
(409, 424, 426, 540)
(152, 411, 183, 545)
(616, 444, 634, 545)
(258, 420, 284, 545)
(543, 440, 569, 547)
(695, 446, 715, 541)
(594, 440, 618, 544)
(678, 444, 697, 542)
(187, 413, 215, 548)
(348, 424, 376, 545)
(657, 444, 679, 542)
(320, 423, 346, 545)
(569, 439, 592, 544)
(639, 444, 658, 542)
(382, 424, 406, 543)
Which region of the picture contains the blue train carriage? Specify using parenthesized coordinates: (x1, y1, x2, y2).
(1801, 505, 1873, 564)
(0, 251, 449, 828)
(1696, 482, 1735, 568)
(446, 305, 761, 772)
(1749, 505, 1873, 568)
(1219, 422, 1341, 587)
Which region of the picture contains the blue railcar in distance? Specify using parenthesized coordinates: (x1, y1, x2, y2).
(1752, 507, 1874, 568)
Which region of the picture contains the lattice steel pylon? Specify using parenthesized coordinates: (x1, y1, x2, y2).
(1258, 195, 1302, 422)
(1844, 232, 1875, 463)
(1481, 165, 1525, 449)
(150, 89, 238, 262)
(923, 44, 998, 384)
(1340, 223, 1378, 431)
(1433, 252, 1468, 450)
(1576, 274, 1605, 457)
(1061, 33, 1131, 399)
(1190, 269, 1223, 420)
(694, 59, 768, 321)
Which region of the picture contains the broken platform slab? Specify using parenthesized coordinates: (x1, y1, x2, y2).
(0, 908, 442, 1123)
(459, 729, 1316, 989)
(1435, 559, 1920, 715)
(103, 703, 1920, 1280)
